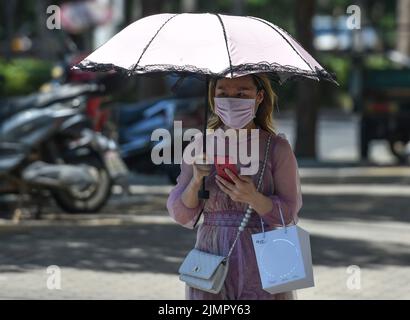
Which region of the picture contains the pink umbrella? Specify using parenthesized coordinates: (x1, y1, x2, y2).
(76, 12, 336, 84)
(75, 12, 338, 198)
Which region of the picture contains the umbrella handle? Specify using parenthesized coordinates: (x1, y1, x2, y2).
(198, 75, 210, 200)
(198, 178, 209, 199)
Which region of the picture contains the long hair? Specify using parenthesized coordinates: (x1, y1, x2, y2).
(207, 73, 277, 134)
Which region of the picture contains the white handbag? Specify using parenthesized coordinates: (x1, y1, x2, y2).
(178, 134, 273, 294)
(178, 248, 229, 294)
(251, 203, 315, 294)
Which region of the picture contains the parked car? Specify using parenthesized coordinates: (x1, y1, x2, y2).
(357, 68, 410, 163)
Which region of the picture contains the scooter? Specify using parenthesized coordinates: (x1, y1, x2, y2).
(0, 84, 128, 217)
(116, 95, 205, 184)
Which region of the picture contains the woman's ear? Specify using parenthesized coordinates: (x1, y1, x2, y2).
(256, 89, 264, 106)
(254, 90, 264, 115)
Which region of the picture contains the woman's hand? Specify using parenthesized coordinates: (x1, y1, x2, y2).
(192, 153, 212, 185)
(215, 168, 274, 216)
(215, 168, 258, 204)
(215, 169, 273, 216)
(181, 153, 212, 210)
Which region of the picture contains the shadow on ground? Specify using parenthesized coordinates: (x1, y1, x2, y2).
(299, 194, 409, 223)
(1, 222, 409, 275)
(1, 170, 409, 275)
(41, 191, 410, 224)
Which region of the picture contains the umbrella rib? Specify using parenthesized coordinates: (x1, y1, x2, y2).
(246, 16, 315, 74)
(131, 13, 179, 73)
(214, 13, 233, 78)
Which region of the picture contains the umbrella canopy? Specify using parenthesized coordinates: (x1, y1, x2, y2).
(75, 12, 338, 199)
(75, 12, 337, 85)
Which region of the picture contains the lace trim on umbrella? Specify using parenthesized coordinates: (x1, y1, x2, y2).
(74, 60, 338, 85)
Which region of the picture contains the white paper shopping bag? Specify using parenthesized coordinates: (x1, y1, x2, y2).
(251, 224, 314, 294)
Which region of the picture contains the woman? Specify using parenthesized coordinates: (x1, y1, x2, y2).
(166, 73, 303, 300)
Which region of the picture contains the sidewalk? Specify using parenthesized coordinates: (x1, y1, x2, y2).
(0, 213, 409, 299)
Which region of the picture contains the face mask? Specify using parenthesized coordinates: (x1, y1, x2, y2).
(214, 97, 256, 129)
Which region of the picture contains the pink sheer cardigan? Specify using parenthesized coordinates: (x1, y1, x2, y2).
(166, 130, 302, 230)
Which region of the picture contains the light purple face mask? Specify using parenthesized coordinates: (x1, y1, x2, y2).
(214, 97, 256, 129)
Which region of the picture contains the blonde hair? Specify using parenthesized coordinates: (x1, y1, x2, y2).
(207, 73, 277, 134)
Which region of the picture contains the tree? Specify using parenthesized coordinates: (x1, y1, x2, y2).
(2, 0, 17, 60)
(294, 0, 319, 159)
(397, 0, 410, 57)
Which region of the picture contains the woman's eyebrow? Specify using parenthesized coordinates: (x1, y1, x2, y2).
(216, 86, 252, 90)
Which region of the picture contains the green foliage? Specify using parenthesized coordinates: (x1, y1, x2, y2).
(0, 58, 53, 97)
(320, 54, 350, 89)
(364, 54, 396, 69)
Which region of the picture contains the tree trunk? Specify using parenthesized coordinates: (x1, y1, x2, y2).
(2, 0, 17, 60)
(397, 0, 410, 57)
(123, 0, 140, 27)
(180, 0, 197, 12)
(35, 0, 54, 59)
(294, 0, 319, 159)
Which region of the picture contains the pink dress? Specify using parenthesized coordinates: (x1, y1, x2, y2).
(166, 129, 303, 300)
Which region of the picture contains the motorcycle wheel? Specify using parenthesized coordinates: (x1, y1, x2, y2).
(52, 155, 112, 213)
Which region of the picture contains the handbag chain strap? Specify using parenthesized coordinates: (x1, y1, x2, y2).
(225, 133, 273, 261)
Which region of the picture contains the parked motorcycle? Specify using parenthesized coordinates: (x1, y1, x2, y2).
(0, 83, 128, 215)
(115, 95, 204, 184)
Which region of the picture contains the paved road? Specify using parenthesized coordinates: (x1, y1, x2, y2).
(0, 112, 408, 299)
(0, 164, 409, 300)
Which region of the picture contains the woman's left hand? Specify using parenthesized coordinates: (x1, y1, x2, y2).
(215, 169, 259, 205)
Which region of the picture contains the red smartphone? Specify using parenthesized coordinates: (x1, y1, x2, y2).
(214, 155, 239, 183)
